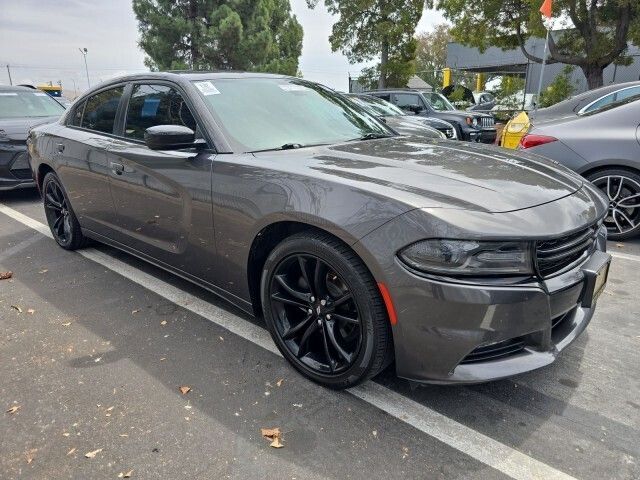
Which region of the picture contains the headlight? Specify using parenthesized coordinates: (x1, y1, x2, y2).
(398, 240, 533, 276)
(465, 117, 478, 127)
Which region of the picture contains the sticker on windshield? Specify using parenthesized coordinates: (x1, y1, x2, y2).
(33, 92, 48, 97)
(278, 84, 309, 92)
(194, 81, 220, 96)
(0, 92, 17, 96)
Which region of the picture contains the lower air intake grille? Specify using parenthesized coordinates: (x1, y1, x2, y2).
(536, 225, 598, 278)
(460, 337, 526, 364)
(10, 152, 32, 179)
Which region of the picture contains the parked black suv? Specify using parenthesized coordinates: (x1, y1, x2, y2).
(367, 89, 497, 144)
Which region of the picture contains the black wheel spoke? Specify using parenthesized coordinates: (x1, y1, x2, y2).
(331, 293, 352, 309)
(331, 312, 359, 325)
(297, 321, 319, 358)
(45, 193, 62, 209)
(274, 274, 310, 302)
(271, 292, 308, 310)
(320, 323, 335, 372)
(313, 259, 327, 298)
(282, 313, 314, 340)
(325, 320, 352, 363)
(297, 256, 314, 295)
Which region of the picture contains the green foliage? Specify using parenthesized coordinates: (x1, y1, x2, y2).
(430, 0, 640, 88)
(307, 0, 424, 88)
(415, 24, 451, 88)
(539, 66, 576, 107)
(491, 75, 526, 109)
(132, 0, 303, 75)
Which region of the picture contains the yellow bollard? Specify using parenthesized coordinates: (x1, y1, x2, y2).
(443, 68, 452, 88)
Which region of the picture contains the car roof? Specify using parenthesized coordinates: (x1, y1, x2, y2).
(101, 70, 290, 84)
(0, 85, 38, 92)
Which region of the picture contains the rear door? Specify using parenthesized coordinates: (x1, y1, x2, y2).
(55, 85, 125, 235)
(106, 82, 217, 281)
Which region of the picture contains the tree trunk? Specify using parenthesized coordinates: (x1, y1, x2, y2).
(581, 64, 604, 89)
(378, 39, 389, 89)
(189, 0, 198, 69)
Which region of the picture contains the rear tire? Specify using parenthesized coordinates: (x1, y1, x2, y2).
(260, 231, 393, 389)
(42, 172, 88, 250)
(586, 168, 640, 240)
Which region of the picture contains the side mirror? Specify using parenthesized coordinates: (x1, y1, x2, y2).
(144, 125, 196, 150)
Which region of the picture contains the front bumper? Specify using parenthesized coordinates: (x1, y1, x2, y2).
(461, 127, 496, 144)
(0, 146, 35, 191)
(391, 239, 609, 384)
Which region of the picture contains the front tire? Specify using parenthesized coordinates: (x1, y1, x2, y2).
(260, 231, 392, 389)
(42, 172, 88, 250)
(586, 168, 640, 240)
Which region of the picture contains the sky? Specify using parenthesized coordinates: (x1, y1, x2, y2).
(0, 0, 445, 96)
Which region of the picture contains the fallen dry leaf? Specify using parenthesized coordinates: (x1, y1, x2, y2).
(118, 470, 134, 478)
(0, 271, 12, 280)
(261, 427, 284, 448)
(67, 448, 76, 456)
(10, 305, 22, 313)
(131, 309, 140, 314)
(119, 433, 129, 438)
(61, 322, 71, 327)
(27, 309, 35, 315)
(38, 269, 48, 274)
(179, 386, 191, 395)
(160, 320, 167, 326)
(276, 378, 284, 387)
(6, 405, 21, 414)
(84, 448, 103, 459)
(616, 243, 625, 248)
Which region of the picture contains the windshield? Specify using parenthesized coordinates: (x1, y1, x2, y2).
(193, 78, 391, 152)
(423, 92, 455, 111)
(348, 95, 405, 116)
(0, 90, 65, 119)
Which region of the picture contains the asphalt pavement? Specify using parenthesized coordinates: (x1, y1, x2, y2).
(1, 189, 639, 480)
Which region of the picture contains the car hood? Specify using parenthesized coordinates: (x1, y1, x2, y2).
(0, 116, 60, 142)
(260, 136, 584, 213)
(383, 116, 442, 138)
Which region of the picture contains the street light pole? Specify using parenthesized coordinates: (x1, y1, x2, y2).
(79, 48, 90, 89)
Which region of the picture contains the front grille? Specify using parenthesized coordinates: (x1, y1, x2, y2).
(536, 225, 598, 278)
(9, 152, 32, 179)
(480, 116, 495, 128)
(460, 336, 526, 364)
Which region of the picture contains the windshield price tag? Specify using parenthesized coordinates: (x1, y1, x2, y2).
(33, 92, 48, 97)
(194, 81, 221, 96)
(278, 84, 309, 92)
(0, 92, 17, 96)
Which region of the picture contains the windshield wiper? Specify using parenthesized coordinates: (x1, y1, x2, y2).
(250, 142, 331, 153)
(350, 132, 394, 141)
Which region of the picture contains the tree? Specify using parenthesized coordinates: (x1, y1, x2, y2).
(306, 0, 424, 89)
(415, 24, 451, 88)
(133, 0, 303, 76)
(539, 66, 576, 106)
(429, 0, 640, 89)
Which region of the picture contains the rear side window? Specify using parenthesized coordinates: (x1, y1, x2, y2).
(374, 93, 391, 101)
(81, 87, 124, 134)
(124, 84, 196, 141)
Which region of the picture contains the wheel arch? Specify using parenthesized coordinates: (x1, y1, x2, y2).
(246, 220, 383, 319)
(577, 160, 640, 178)
(37, 163, 55, 192)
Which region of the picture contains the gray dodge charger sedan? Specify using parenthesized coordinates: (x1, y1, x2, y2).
(28, 72, 611, 388)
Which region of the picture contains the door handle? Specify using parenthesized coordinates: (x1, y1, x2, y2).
(110, 162, 124, 175)
(56, 143, 65, 153)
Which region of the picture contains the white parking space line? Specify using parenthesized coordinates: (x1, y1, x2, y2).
(610, 252, 640, 262)
(0, 203, 577, 480)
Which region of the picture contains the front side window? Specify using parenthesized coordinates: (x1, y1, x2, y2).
(81, 87, 124, 134)
(193, 78, 390, 152)
(124, 84, 196, 141)
(70, 101, 85, 127)
(0, 90, 65, 119)
(351, 96, 405, 116)
(422, 92, 455, 111)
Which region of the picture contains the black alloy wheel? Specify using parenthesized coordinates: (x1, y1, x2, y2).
(261, 232, 392, 389)
(42, 172, 87, 250)
(588, 169, 640, 240)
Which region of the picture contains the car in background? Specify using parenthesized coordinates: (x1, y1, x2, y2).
(500, 81, 640, 148)
(519, 94, 640, 240)
(368, 89, 497, 143)
(29, 71, 609, 388)
(1, 85, 65, 191)
(345, 93, 454, 139)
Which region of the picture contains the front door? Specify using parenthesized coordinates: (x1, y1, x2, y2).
(106, 83, 217, 282)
